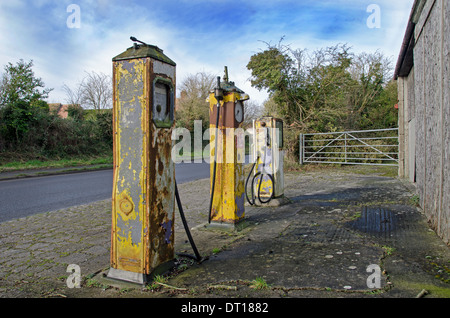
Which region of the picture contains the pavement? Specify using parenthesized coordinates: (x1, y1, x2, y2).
(0, 164, 449, 301)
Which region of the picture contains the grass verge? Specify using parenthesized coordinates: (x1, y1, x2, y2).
(0, 154, 113, 173)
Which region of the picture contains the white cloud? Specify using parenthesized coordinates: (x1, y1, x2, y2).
(0, 0, 415, 107)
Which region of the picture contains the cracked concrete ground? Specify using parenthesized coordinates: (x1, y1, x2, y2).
(0, 165, 449, 299)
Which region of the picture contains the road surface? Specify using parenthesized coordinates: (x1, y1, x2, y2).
(0, 161, 211, 223)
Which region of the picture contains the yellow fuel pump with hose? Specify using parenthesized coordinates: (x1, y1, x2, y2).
(207, 67, 249, 227)
(108, 37, 202, 285)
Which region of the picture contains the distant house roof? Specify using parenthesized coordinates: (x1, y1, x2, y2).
(48, 103, 82, 119)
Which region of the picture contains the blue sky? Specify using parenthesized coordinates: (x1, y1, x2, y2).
(0, 0, 415, 105)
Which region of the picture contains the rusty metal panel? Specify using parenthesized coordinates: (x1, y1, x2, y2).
(147, 58, 176, 273)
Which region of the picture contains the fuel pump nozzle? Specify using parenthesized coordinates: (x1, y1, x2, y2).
(130, 36, 148, 46)
(214, 76, 224, 102)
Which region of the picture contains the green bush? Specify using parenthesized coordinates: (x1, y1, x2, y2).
(0, 101, 113, 161)
(0, 59, 113, 162)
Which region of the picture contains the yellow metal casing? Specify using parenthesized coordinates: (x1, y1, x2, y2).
(109, 44, 176, 284)
(253, 117, 284, 200)
(208, 88, 248, 225)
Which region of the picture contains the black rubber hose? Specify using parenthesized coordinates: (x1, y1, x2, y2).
(256, 172, 275, 204)
(245, 147, 275, 205)
(246, 170, 274, 205)
(175, 181, 202, 262)
(256, 143, 274, 204)
(208, 102, 221, 224)
(245, 160, 258, 206)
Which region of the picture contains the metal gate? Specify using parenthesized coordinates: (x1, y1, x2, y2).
(299, 128, 399, 166)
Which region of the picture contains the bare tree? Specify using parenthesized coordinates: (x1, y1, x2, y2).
(179, 72, 216, 100)
(80, 71, 112, 111)
(62, 80, 84, 106)
(176, 72, 217, 130)
(243, 100, 263, 128)
(63, 71, 112, 111)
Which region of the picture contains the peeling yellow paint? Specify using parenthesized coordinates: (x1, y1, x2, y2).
(111, 52, 176, 278)
(112, 59, 148, 273)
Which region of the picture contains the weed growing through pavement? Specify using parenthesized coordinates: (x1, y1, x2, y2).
(250, 277, 270, 290)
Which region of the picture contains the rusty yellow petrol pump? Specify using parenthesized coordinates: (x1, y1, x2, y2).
(108, 37, 176, 284)
(246, 117, 285, 206)
(208, 67, 249, 227)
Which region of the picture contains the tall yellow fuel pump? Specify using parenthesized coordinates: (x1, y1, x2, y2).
(108, 38, 176, 284)
(246, 117, 285, 206)
(208, 67, 249, 227)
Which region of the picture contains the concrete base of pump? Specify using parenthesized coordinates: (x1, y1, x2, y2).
(104, 260, 175, 286)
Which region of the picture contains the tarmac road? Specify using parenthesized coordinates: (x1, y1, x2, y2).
(0, 170, 114, 223)
(0, 161, 211, 223)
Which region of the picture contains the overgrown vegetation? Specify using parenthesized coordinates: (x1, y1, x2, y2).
(247, 39, 398, 161)
(1, 41, 398, 168)
(0, 60, 113, 165)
